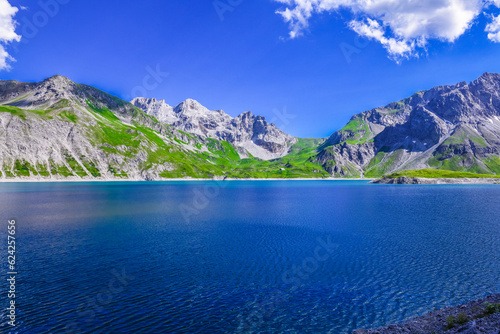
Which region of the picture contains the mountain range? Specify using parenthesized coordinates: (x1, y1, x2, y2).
(130, 97, 296, 160)
(0, 73, 499, 180)
(317, 72, 500, 177)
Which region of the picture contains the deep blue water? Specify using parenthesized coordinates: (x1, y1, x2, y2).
(0, 181, 499, 333)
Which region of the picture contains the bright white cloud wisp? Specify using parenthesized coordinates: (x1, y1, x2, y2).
(486, 14, 500, 42)
(274, 0, 500, 61)
(0, 0, 20, 71)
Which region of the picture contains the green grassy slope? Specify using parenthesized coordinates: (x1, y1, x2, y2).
(384, 169, 500, 179)
(224, 138, 329, 178)
(0, 100, 330, 179)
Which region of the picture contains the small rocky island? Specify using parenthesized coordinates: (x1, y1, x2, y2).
(353, 294, 500, 333)
(372, 169, 500, 185)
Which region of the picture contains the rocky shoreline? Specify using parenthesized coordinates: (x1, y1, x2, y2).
(353, 294, 500, 334)
(373, 176, 500, 184)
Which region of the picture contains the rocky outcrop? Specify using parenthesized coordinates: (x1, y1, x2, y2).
(131, 97, 297, 160)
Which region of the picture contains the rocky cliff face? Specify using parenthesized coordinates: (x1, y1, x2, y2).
(131, 97, 297, 160)
(316, 72, 500, 177)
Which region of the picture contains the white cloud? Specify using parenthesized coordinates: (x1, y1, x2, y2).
(349, 18, 415, 60)
(274, 0, 500, 61)
(0, 0, 20, 71)
(486, 14, 500, 42)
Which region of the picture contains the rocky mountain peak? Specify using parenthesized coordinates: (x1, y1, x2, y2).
(132, 97, 296, 160)
(43, 75, 71, 83)
(477, 72, 500, 81)
(130, 97, 175, 124)
(0, 75, 76, 109)
(39, 75, 74, 93)
(470, 72, 500, 91)
(131, 97, 171, 108)
(238, 111, 254, 117)
(174, 98, 208, 114)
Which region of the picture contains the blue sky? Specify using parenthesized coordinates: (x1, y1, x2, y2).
(1, 0, 500, 138)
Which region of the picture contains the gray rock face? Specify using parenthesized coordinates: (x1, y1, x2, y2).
(317, 73, 500, 177)
(1, 75, 152, 124)
(131, 97, 297, 160)
(0, 76, 179, 180)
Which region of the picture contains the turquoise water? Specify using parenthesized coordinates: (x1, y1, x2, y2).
(0, 181, 499, 333)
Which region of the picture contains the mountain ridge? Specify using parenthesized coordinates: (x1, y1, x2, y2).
(315, 72, 500, 177)
(0, 76, 326, 180)
(0, 73, 500, 180)
(131, 97, 296, 160)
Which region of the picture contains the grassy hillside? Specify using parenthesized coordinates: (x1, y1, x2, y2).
(0, 101, 330, 179)
(225, 138, 329, 178)
(385, 169, 500, 179)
